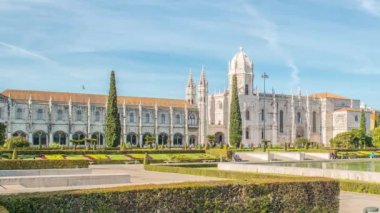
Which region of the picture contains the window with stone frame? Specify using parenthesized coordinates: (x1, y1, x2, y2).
(129, 112, 134, 123)
(57, 109, 63, 121)
(37, 109, 44, 120)
(312, 111, 317, 133)
(161, 113, 166, 124)
(76, 110, 83, 121)
(279, 110, 284, 133)
(245, 127, 249, 139)
(245, 109, 250, 120)
(16, 108, 23, 120)
(297, 112, 302, 124)
(94, 110, 101, 122)
(145, 113, 150, 123)
(175, 114, 181, 124)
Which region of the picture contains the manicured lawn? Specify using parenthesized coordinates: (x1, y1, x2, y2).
(107, 154, 132, 160)
(43, 154, 65, 160)
(64, 155, 86, 160)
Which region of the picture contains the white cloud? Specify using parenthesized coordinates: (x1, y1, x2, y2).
(244, 5, 301, 87)
(0, 41, 53, 62)
(358, 0, 380, 17)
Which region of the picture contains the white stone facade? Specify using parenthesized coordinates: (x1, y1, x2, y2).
(0, 47, 369, 147)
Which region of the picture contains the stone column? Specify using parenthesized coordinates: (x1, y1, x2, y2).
(123, 101, 127, 143)
(272, 96, 278, 145)
(154, 104, 158, 144)
(169, 106, 173, 147)
(138, 104, 142, 147)
(185, 106, 188, 146)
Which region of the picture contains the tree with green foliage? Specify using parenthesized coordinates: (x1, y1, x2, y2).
(229, 74, 242, 147)
(207, 135, 215, 148)
(4, 137, 29, 150)
(373, 127, 380, 148)
(0, 123, 6, 146)
(330, 131, 353, 148)
(105, 71, 121, 147)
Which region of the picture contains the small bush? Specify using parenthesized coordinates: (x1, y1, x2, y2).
(3, 137, 29, 149)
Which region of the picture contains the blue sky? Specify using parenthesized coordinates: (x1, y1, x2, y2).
(0, 0, 380, 108)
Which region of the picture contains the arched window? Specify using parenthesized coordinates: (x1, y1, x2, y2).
(261, 109, 265, 121)
(16, 108, 23, 120)
(53, 131, 67, 145)
(189, 135, 196, 146)
(126, 133, 137, 146)
(161, 114, 166, 124)
(245, 127, 250, 139)
(355, 115, 359, 122)
(189, 114, 196, 125)
(313, 111, 317, 133)
(94, 111, 100, 122)
(173, 133, 183, 146)
(76, 110, 82, 121)
(73, 132, 85, 140)
(0, 107, 2, 119)
(33, 131, 47, 146)
(12, 131, 27, 138)
(129, 112, 134, 123)
(37, 109, 43, 120)
(73, 132, 85, 145)
(297, 112, 301, 124)
(158, 133, 168, 145)
(57, 109, 63, 121)
(245, 84, 249, 95)
(91, 132, 104, 146)
(245, 110, 250, 120)
(279, 110, 284, 133)
(145, 113, 150, 123)
(176, 114, 181, 124)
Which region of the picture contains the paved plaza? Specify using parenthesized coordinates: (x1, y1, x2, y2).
(0, 165, 222, 194)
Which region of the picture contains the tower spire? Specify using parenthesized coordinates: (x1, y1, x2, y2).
(186, 69, 196, 105)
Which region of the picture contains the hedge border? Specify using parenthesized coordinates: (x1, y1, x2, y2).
(0, 178, 339, 213)
(0, 149, 206, 155)
(0, 160, 89, 170)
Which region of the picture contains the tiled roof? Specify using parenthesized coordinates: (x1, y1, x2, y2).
(2, 89, 195, 108)
(335, 107, 361, 112)
(310, 92, 349, 100)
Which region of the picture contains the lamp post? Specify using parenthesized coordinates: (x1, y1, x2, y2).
(261, 72, 269, 143)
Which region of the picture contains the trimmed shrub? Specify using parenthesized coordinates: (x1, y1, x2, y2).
(0, 160, 89, 170)
(206, 148, 232, 159)
(0, 180, 339, 213)
(3, 137, 29, 149)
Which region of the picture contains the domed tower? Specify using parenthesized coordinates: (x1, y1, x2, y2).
(228, 46, 254, 95)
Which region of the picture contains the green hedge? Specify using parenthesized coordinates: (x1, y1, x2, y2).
(0, 149, 205, 155)
(0, 160, 89, 170)
(340, 179, 380, 194)
(0, 179, 339, 213)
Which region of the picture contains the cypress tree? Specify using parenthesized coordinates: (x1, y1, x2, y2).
(105, 71, 121, 147)
(359, 109, 366, 148)
(229, 74, 242, 147)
